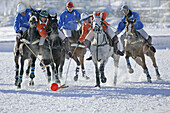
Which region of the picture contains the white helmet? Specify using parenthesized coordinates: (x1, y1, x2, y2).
(17, 3, 26, 13)
(80, 12, 90, 22)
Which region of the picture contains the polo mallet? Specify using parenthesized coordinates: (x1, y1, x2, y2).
(64, 43, 79, 85)
(23, 40, 48, 69)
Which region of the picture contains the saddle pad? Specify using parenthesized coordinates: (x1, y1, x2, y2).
(71, 43, 86, 48)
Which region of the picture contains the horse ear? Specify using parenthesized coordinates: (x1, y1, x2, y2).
(30, 6, 33, 11)
(125, 17, 128, 22)
(55, 13, 57, 18)
(48, 14, 51, 18)
(133, 18, 136, 23)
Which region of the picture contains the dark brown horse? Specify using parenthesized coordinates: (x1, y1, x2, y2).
(14, 14, 40, 88)
(121, 17, 161, 83)
(67, 29, 90, 81)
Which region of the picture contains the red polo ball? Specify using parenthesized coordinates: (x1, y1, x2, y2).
(51, 83, 59, 91)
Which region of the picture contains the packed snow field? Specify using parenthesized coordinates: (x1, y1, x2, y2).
(0, 26, 170, 113)
(0, 49, 170, 113)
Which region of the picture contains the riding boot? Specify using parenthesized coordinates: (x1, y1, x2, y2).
(112, 35, 124, 56)
(63, 38, 72, 57)
(83, 39, 92, 60)
(147, 36, 156, 53)
(83, 39, 91, 49)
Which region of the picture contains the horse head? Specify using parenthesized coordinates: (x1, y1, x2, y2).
(47, 14, 59, 40)
(91, 12, 108, 46)
(92, 12, 103, 34)
(125, 17, 136, 37)
(29, 8, 40, 28)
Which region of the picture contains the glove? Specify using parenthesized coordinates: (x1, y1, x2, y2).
(16, 30, 23, 39)
(115, 31, 119, 36)
(77, 41, 81, 45)
(16, 33, 21, 39)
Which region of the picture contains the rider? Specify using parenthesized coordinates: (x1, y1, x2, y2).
(115, 5, 156, 52)
(36, 10, 70, 52)
(58, 1, 81, 41)
(79, 12, 124, 56)
(14, 2, 36, 56)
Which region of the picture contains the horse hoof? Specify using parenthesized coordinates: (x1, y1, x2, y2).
(17, 83, 21, 89)
(101, 77, 107, 83)
(95, 84, 100, 88)
(85, 76, 90, 80)
(74, 75, 78, 81)
(147, 76, 152, 83)
(29, 81, 34, 86)
(129, 68, 134, 73)
(156, 75, 161, 80)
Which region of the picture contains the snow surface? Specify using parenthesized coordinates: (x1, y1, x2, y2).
(0, 48, 170, 113)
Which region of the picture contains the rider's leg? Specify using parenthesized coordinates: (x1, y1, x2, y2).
(106, 26, 124, 56)
(137, 29, 156, 52)
(62, 29, 73, 57)
(83, 30, 94, 60)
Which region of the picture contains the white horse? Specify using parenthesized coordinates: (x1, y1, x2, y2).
(89, 12, 120, 87)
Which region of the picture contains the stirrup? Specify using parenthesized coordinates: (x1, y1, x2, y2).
(150, 46, 156, 53)
(117, 50, 124, 56)
(86, 56, 92, 60)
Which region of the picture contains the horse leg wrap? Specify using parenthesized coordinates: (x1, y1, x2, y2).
(144, 69, 150, 76)
(75, 67, 80, 75)
(126, 60, 131, 69)
(30, 67, 35, 79)
(155, 67, 161, 79)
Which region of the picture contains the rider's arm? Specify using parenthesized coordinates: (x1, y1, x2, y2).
(58, 13, 64, 29)
(14, 14, 21, 33)
(79, 22, 91, 43)
(75, 10, 81, 20)
(101, 12, 108, 20)
(115, 16, 126, 35)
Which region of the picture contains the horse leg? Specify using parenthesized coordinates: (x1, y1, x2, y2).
(80, 57, 90, 80)
(100, 60, 107, 83)
(112, 54, 120, 85)
(51, 63, 60, 83)
(29, 57, 36, 86)
(46, 66, 51, 83)
(141, 55, 152, 83)
(72, 55, 80, 81)
(14, 54, 19, 86)
(26, 59, 31, 77)
(55, 61, 60, 84)
(148, 52, 161, 80)
(125, 55, 134, 73)
(94, 63, 100, 87)
(59, 49, 65, 78)
(17, 55, 25, 88)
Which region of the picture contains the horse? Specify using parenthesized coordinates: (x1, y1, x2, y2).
(39, 14, 65, 84)
(15, 14, 40, 88)
(90, 12, 120, 87)
(67, 24, 90, 81)
(121, 17, 161, 83)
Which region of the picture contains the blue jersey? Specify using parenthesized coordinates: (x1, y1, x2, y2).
(14, 8, 32, 33)
(58, 9, 81, 30)
(116, 11, 144, 34)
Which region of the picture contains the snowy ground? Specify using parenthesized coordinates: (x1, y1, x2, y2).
(0, 49, 170, 113)
(0, 26, 170, 113)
